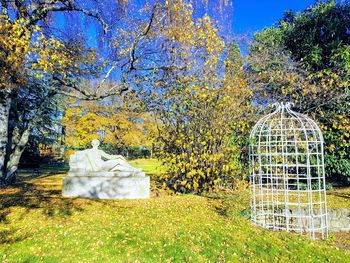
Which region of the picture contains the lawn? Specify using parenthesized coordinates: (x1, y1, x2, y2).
(0, 160, 349, 262)
(129, 158, 165, 175)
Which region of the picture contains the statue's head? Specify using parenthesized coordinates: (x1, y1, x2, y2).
(91, 139, 100, 148)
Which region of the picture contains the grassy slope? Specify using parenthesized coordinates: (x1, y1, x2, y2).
(0, 159, 349, 262)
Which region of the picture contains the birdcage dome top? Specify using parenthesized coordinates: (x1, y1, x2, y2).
(250, 102, 323, 142)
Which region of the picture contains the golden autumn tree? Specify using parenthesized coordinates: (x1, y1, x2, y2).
(62, 94, 157, 155)
(0, 1, 109, 184)
(0, 0, 232, 184)
(4, 33, 102, 182)
(143, 2, 252, 193)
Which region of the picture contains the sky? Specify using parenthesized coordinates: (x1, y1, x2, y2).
(51, 0, 319, 58)
(232, 0, 315, 35)
(53, 0, 318, 46)
(228, 0, 316, 55)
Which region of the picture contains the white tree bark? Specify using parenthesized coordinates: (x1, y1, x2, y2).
(0, 91, 11, 179)
(4, 126, 31, 182)
(0, 1, 113, 184)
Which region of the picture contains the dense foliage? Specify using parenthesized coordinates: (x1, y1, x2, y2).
(148, 7, 252, 193)
(248, 0, 350, 183)
(62, 95, 157, 154)
(1, 0, 349, 190)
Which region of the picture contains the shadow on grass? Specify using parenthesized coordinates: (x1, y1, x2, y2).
(0, 175, 85, 222)
(203, 192, 251, 220)
(0, 228, 29, 245)
(329, 191, 350, 200)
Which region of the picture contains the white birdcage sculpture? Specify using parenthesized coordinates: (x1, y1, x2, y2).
(249, 102, 328, 239)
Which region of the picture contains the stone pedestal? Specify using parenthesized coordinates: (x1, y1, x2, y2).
(62, 175, 150, 199)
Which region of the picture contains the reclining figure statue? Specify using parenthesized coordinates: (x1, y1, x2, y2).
(68, 139, 144, 177)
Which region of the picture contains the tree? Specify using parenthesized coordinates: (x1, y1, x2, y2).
(144, 4, 252, 193)
(61, 93, 155, 152)
(1, 28, 102, 183)
(280, 1, 350, 183)
(0, 0, 234, 184)
(247, 0, 350, 182)
(0, 0, 112, 183)
(5, 78, 62, 180)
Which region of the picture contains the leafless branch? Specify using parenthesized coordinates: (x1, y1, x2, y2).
(52, 76, 129, 100)
(95, 60, 119, 94)
(24, 1, 108, 34)
(134, 65, 185, 71)
(127, 3, 166, 73)
(1, 0, 8, 16)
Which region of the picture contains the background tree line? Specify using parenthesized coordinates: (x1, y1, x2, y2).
(247, 0, 350, 184)
(0, 0, 348, 191)
(0, 0, 232, 184)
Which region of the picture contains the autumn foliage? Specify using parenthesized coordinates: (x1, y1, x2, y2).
(0, 17, 30, 87)
(146, 3, 252, 193)
(62, 97, 157, 152)
(1, 0, 349, 190)
(247, 1, 350, 182)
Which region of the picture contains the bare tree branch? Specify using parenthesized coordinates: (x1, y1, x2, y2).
(128, 4, 160, 72)
(24, 1, 108, 34)
(134, 65, 185, 71)
(95, 60, 119, 95)
(52, 76, 129, 100)
(1, 0, 8, 16)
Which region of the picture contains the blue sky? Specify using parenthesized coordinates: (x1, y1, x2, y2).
(232, 0, 315, 35)
(52, 0, 318, 56)
(54, 1, 318, 44)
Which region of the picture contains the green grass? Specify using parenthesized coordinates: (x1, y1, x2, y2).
(327, 187, 350, 209)
(0, 161, 349, 262)
(129, 158, 165, 175)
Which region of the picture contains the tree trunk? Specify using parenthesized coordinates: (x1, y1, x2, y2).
(4, 126, 32, 183)
(0, 91, 11, 181)
(2, 89, 57, 185)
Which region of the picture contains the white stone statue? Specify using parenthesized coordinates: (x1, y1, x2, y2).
(63, 139, 149, 199)
(68, 139, 144, 176)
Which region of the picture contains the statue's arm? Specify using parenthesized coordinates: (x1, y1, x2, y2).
(99, 150, 126, 161)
